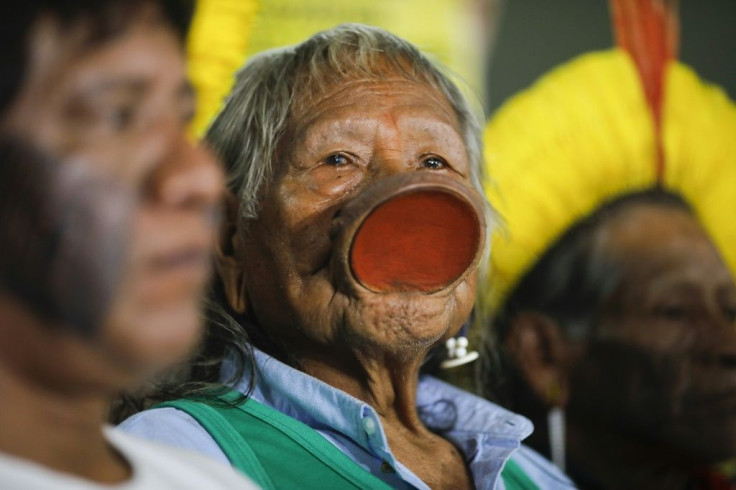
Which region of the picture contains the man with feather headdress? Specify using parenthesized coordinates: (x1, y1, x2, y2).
(482, 1, 736, 488)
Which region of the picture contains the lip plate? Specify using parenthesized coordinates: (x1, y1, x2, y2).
(333, 173, 486, 296)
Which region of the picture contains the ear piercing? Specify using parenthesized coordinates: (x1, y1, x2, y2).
(441, 325, 479, 369)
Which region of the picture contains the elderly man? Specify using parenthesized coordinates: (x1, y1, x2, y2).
(0, 1, 257, 488)
(480, 2, 736, 488)
(121, 24, 573, 489)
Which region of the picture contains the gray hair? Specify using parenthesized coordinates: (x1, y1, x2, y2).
(206, 23, 486, 221)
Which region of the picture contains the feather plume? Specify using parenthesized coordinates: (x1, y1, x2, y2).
(187, 0, 259, 138)
(609, 0, 679, 180)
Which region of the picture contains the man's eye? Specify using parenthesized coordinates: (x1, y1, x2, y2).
(724, 306, 736, 324)
(106, 105, 136, 131)
(421, 156, 446, 170)
(654, 305, 689, 322)
(325, 154, 349, 166)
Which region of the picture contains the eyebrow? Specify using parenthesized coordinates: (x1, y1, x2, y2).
(81, 77, 149, 98)
(79, 77, 194, 102)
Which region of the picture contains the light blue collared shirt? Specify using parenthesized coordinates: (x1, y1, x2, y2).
(120, 348, 574, 489)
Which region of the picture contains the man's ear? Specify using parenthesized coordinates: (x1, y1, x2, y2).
(215, 191, 248, 314)
(504, 312, 570, 407)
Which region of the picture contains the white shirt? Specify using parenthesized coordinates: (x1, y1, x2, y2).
(0, 427, 259, 489)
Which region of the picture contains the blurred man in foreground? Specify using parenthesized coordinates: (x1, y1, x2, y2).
(0, 1, 256, 487)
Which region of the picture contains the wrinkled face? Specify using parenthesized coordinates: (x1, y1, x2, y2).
(569, 204, 736, 461)
(239, 79, 477, 362)
(0, 9, 223, 389)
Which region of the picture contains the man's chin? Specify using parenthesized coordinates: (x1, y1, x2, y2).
(658, 417, 736, 464)
(102, 308, 203, 374)
(341, 296, 461, 357)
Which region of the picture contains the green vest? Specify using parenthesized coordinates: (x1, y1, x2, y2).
(159, 393, 538, 489)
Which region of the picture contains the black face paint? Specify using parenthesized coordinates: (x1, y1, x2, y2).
(569, 336, 736, 456)
(568, 339, 684, 436)
(0, 136, 133, 336)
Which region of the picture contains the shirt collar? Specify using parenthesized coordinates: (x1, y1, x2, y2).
(221, 346, 532, 441)
(221, 348, 385, 452)
(416, 375, 533, 441)
(221, 347, 534, 488)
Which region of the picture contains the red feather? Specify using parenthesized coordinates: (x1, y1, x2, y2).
(608, 0, 679, 180)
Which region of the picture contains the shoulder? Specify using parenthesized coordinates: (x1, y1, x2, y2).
(0, 432, 259, 490)
(0, 451, 82, 490)
(119, 406, 229, 465)
(107, 428, 259, 489)
(508, 445, 577, 489)
(418, 375, 534, 438)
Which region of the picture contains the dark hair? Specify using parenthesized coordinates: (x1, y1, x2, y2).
(484, 188, 693, 401)
(0, 0, 193, 120)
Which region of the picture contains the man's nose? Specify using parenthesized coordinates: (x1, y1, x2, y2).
(369, 148, 413, 181)
(701, 298, 736, 333)
(694, 318, 736, 369)
(148, 135, 224, 209)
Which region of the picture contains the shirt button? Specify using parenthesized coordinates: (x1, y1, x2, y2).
(380, 461, 395, 473)
(362, 417, 377, 435)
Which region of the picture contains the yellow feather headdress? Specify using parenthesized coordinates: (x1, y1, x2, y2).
(186, 0, 259, 138)
(483, 1, 736, 309)
(185, 0, 485, 139)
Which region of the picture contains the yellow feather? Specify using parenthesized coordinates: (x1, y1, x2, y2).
(187, 0, 259, 138)
(484, 49, 736, 309)
(664, 62, 736, 281)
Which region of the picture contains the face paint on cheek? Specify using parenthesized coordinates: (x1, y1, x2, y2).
(568, 339, 691, 435)
(0, 136, 133, 335)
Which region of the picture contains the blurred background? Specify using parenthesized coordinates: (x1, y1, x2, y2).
(486, 0, 735, 115)
(209, 0, 734, 119)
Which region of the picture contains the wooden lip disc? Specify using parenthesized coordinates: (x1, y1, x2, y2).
(350, 186, 482, 293)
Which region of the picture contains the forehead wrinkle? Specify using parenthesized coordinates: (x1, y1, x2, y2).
(295, 78, 456, 124)
(644, 247, 735, 295)
(297, 101, 461, 144)
(373, 112, 465, 156)
(599, 206, 733, 301)
(294, 117, 378, 154)
(76, 78, 149, 100)
(397, 115, 463, 141)
(595, 206, 693, 264)
(282, 78, 468, 179)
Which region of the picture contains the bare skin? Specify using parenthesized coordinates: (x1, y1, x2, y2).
(0, 300, 129, 482)
(510, 203, 736, 489)
(0, 8, 222, 483)
(569, 206, 736, 489)
(223, 78, 477, 488)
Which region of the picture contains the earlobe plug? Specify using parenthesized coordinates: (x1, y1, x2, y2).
(441, 325, 479, 369)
